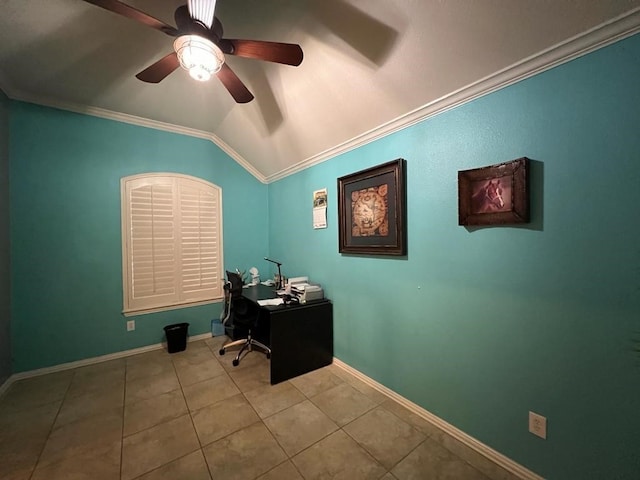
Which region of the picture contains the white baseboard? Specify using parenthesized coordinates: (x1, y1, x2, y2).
(0, 332, 212, 397)
(332, 358, 544, 480)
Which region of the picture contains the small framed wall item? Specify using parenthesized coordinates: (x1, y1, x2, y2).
(458, 157, 529, 226)
(313, 188, 328, 229)
(337, 159, 406, 255)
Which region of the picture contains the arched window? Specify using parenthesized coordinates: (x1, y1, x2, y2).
(121, 173, 223, 315)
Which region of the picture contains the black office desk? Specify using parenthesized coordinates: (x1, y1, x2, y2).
(229, 284, 334, 385)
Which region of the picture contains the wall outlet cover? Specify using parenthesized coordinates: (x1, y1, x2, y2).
(529, 411, 547, 439)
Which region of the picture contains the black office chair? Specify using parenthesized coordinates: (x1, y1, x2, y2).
(219, 271, 271, 366)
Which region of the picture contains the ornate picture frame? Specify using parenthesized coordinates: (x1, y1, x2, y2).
(458, 157, 529, 226)
(337, 159, 406, 255)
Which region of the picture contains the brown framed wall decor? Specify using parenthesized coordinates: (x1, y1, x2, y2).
(337, 159, 406, 255)
(458, 157, 529, 226)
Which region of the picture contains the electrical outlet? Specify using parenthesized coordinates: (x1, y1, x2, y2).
(127, 320, 135, 332)
(529, 411, 547, 439)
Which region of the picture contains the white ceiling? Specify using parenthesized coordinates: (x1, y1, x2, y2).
(1, 1, 639, 182)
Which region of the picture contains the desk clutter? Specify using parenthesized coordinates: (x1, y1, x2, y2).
(279, 276, 324, 304)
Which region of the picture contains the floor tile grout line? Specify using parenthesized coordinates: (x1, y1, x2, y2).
(172, 346, 215, 480)
(123, 345, 214, 479)
(208, 336, 329, 479)
(121, 362, 129, 480)
(204, 336, 285, 479)
(4, 339, 507, 480)
(376, 399, 499, 478)
(26, 369, 76, 480)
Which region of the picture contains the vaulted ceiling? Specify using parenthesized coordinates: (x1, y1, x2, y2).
(1, 1, 639, 182)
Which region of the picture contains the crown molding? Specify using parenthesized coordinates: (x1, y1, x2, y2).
(3, 8, 638, 185)
(5, 89, 268, 184)
(264, 7, 640, 183)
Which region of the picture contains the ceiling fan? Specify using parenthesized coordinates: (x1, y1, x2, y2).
(83, 0, 304, 103)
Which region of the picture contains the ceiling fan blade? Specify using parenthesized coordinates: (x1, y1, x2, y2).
(220, 39, 303, 66)
(82, 0, 178, 36)
(174, 5, 192, 31)
(216, 64, 254, 103)
(135, 52, 180, 83)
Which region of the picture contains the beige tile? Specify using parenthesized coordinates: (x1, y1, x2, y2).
(0, 399, 59, 439)
(192, 393, 260, 446)
(0, 437, 42, 479)
(0, 401, 60, 480)
(228, 360, 271, 393)
(202, 422, 287, 480)
(124, 388, 188, 436)
(38, 408, 123, 468)
(67, 360, 125, 398)
(380, 399, 442, 438)
(73, 358, 126, 378)
(0, 350, 519, 480)
(338, 373, 389, 405)
(121, 414, 200, 480)
(125, 369, 180, 404)
(126, 350, 175, 381)
(289, 367, 343, 397)
(264, 400, 338, 456)
(292, 430, 387, 480)
(127, 349, 170, 364)
(0, 463, 34, 480)
(135, 450, 212, 480)
(55, 384, 124, 427)
(257, 460, 304, 480)
(310, 382, 377, 426)
(0, 371, 73, 413)
(428, 429, 520, 480)
(392, 437, 491, 480)
(183, 374, 240, 412)
(343, 406, 426, 470)
(175, 358, 226, 386)
(30, 439, 121, 480)
(244, 381, 306, 419)
(171, 342, 217, 368)
(218, 345, 269, 372)
(204, 335, 229, 353)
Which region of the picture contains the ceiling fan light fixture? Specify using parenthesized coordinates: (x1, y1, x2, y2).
(174, 35, 224, 82)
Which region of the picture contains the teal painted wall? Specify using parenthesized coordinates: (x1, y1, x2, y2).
(0, 90, 10, 384)
(9, 103, 269, 373)
(268, 35, 640, 479)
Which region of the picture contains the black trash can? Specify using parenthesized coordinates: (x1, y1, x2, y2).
(164, 322, 190, 353)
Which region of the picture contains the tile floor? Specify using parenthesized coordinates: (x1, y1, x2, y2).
(0, 336, 521, 480)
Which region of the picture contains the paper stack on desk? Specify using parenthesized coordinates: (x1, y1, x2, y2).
(291, 283, 310, 295)
(258, 298, 284, 306)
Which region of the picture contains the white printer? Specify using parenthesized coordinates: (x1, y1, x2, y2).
(288, 277, 324, 303)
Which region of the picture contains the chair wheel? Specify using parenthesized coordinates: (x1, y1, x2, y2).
(219, 349, 225, 355)
(232, 359, 239, 367)
(266, 352, 271, 359)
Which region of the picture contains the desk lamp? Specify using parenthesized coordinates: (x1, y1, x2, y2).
(264, 257, 283, 289)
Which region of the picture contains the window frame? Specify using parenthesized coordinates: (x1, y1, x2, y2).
(121, 173, 224, 316)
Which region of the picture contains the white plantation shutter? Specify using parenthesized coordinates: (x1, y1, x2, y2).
(122, 174, 223, 314)
(178, 178, 220, 301)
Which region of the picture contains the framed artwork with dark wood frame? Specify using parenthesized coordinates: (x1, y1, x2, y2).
(458, 157, 529, 226)
(337, 159, 406, 255)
